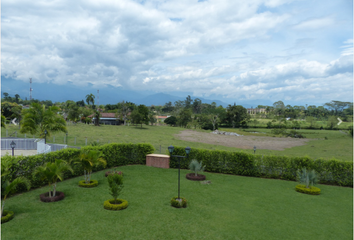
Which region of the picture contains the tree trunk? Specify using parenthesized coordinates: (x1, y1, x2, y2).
(53, 183, 57, 197)
(48, 183, 52, 198)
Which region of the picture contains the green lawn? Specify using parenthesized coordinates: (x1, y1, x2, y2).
(2, 165, 352, 240)
(2, 123, 353, 161)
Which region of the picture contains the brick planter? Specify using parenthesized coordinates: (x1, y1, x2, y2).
(146, 154, 170, 169)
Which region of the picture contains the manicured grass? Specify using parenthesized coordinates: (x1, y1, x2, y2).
(2, 123, 353, 160)
(2, 165, 353, 239)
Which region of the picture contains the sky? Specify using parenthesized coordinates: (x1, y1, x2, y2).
(1, 0, 353, 106)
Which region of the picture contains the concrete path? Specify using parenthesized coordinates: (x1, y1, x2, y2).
(1, 150, 38, 156)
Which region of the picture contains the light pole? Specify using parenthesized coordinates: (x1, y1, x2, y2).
(44, 129, 48, 144)
(254, 146, 256, 154)
(168, 145, 191, 200)
(10, 141, 16, 156)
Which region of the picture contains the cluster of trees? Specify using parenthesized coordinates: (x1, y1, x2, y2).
(2, 92, 352, 132)
(257, 100, 353, 122)
(162, 96, 249, 130)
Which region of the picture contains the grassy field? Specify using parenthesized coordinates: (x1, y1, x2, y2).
(248, 118, 353, 129)
(2, 165, 352, 240)
(2, 123, 353, 161)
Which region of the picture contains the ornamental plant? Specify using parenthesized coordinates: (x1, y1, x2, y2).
(107, 174, 124, 205)
(33, 159, 73, 197)
(74, 149, 107, 184)
(189, 159, 205, 176)
(297, 168, 318, 188)
(1, 160, 31, 218)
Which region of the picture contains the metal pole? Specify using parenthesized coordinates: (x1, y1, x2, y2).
(12, 147, 14, 156)
(178, 157, 181, 199)
(64, 136, 66, 144)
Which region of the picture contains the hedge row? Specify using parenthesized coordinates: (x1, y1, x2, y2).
(168, 147, 353, 187)
(2, 143, 155, 194)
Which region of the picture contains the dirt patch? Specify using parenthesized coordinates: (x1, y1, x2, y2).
(175, 130, 310, 151)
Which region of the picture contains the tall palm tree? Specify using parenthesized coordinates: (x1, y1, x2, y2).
(74, 150, 107, 184)
(20, 102, 67, 138)
(33, 159, 73, 197)
(1, 161, 31, 217)
(85, 93, 95, 106)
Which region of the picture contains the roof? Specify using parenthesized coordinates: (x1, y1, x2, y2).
(88, 113, 116, 118)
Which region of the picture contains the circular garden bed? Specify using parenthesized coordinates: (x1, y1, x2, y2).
(295, 184, 321, 195)
(1, 210, 14, 224)
(186, 173, 206, 181)
(171, 196, 187, 208)
(78, 180, 99, 188)
(103, 199, 129, 211)
(105, 171, 123, 177)
(40, 191, 65, 202)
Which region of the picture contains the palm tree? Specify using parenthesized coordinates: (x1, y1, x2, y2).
(33, 159, 73, 197)
(94, 110, 101, 126)
(85, 93, 95, 107)
(20, 102, 67, 138)
(1, 161, 31, 217)
(74, 150, 107, 184)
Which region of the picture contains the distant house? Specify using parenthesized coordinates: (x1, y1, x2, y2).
(88, 113, 120, 125)
(156, 116, 169, 122)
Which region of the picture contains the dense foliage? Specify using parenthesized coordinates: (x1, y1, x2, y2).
(169, 147, 353, 187)
(1, 143, 154, 195)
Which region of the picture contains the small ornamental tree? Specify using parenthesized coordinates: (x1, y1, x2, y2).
(297, 168, 318, 188)
(33, 159, 73, 197)
(189, 159, 205, 176)
(1, 160, 31, 217)
(107, 174, 124, 204)
(74, 149, 107, 184)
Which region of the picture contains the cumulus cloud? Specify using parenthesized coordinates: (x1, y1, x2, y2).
(1, 0, 353, 104)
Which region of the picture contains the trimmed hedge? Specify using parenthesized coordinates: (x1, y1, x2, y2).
(78, 180, 98, 188)
(103, 199, 128, 210)
(2, 143, 154, 195)
(1, 210, 14, 224)
(295, 184, 321, 195)
(168, 147, 353, 187)
(171, 197, 187, 208)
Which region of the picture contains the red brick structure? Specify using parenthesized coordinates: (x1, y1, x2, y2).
(146, 154, 170, 169)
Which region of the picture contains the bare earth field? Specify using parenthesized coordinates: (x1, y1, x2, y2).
(176, 130, 310, 151)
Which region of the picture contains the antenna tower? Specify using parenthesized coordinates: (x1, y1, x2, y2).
(97, 89, 99, 106)
(29, 78, 33, 100)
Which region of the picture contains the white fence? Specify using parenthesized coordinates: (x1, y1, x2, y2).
(1, 138, 37, 150)
(1, 138, 72, 154)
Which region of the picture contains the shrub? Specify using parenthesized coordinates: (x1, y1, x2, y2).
(188, 159, 205, 176)
(295, 184, 321, 195)
(2, 143, 154, 195)
(171, 197, 187, 208)
(107, 174, 124, 204)
(1, 210, 14, 224)
(297, 168, 318, 188)
(103, 199, 128, 210)
(78, 180, 98, 188)
(169, 147, 353, 187)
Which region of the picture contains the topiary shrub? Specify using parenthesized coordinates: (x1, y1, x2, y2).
(170, 196, 187, 208)
(295, 184, 321, 195)
(78, 180, 98, 188)
(1, 210, 14, 224)
(103, 199, 128, 210)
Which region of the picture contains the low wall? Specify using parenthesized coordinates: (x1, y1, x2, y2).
(146, 154, 170, 169)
